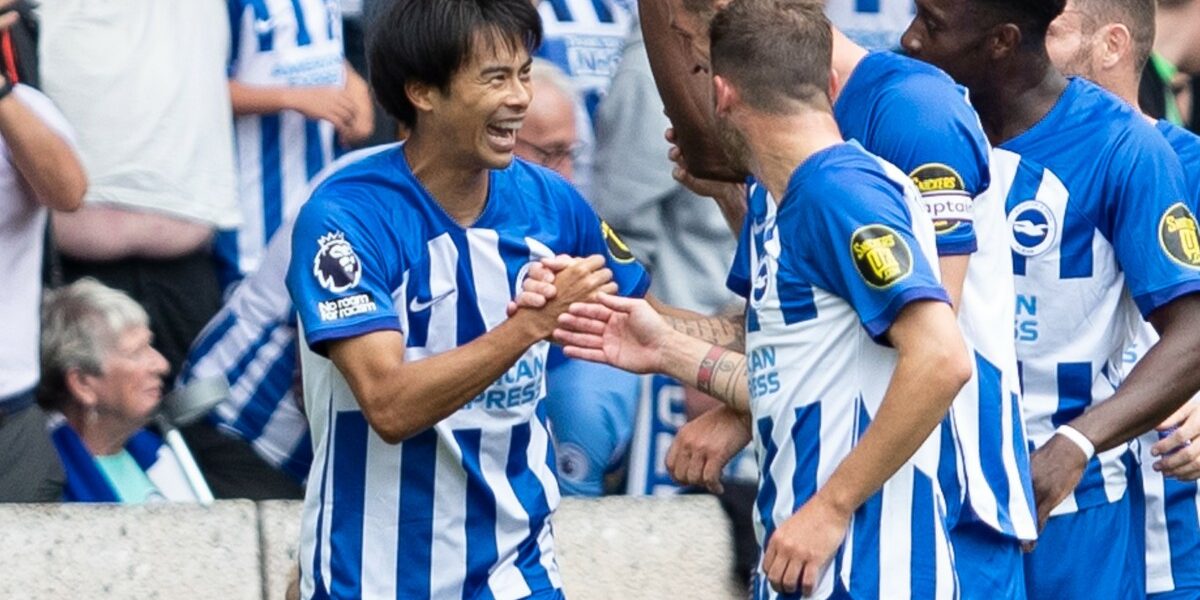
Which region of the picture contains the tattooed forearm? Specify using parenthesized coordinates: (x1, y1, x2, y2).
(664, 314, 745, 351)
(696, 345, 751, 412)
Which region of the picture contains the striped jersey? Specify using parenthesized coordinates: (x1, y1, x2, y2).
(1128, 120, 1200, 595)
(728, 142, 957, 600)
(740, 50, 1037, 541)
(824, 0, 915, 51)
(177, 146, 395, 484)
(217, 0, 345, 287)
(288, 145, 650, 600)
(998, 78, 1200, 517)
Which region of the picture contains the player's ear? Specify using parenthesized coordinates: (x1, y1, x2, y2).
(713, 74, 738, 115)
(829, 67, 841, 101)
(1099, 23, 1131, 71)
(987, 23, 1022, 60)
(405, 80, 437, 115)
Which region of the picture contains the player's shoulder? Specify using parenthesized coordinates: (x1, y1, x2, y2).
(499, 157, 590, 213)
(1157, 120, 1200, 163)
(791, 143, 909, 217)
(303, 144, 420, 220)
(853, 51, 968, 108)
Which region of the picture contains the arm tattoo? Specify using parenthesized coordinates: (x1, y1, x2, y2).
(665, 313, 745, 351)
(696, 345, 750, 412)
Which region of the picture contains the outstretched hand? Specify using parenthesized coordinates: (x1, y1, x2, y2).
(553, 293, 673, 374)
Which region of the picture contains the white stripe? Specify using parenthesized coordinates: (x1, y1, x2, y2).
(359, 431, 401, 600)
(481, 429, 534, 600)
(251, 391, 306, 466)
(236, 116, 266, 274)
(426, 234, 461, 354)
(1141, 430, 1175, 594)
(468, 229, 510, 331)
(880, 468, 914, 600)
(429, 427, 468, 599)
(529, 412, 563, 587)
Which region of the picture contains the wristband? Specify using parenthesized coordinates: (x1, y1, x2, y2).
(696, 345, 725, 395)
(1055, 425, 1095, 460)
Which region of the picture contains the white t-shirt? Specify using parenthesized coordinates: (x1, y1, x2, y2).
(38, 0, 238, 228)
(0, 85, 76, 398)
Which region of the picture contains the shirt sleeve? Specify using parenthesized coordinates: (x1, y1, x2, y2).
(563, 183, 652, 298)
(1105, 132, 1200, 317)
(798, 177, 950, 342)
(871, 79, 990, 257)
(287, 184, 403, 355)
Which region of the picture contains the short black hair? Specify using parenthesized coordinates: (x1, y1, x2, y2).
(710, 0, 832, 113)
(367, 0, 542, 128)
(972, 0, 1068, 45)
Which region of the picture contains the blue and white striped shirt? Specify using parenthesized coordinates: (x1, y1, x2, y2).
(288, 146, 649, 599)
(1000, 78, 1200, 518)
(217, 0, 345, 288)
(729, 143, 957, 599)
(824, 0, 914, 51)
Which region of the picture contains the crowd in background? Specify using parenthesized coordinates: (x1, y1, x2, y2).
(1, 0, 1199, 590)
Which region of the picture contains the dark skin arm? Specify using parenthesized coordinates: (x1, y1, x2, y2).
(1030, 293, 1200, 528)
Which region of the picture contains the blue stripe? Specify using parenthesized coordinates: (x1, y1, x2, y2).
(1003, 163, 1047, 276)
(1010, 392, 1036, 527)
(456, 429, 499, 600)
(213, 230, 244, 291)
(1052, 361, 1108, 507)
(747, 306, 761, 333)
(1059, 202, 1094, 279)
(224, 322, 282, 390)
(547, 0, 572, 21)
(506, 421, 554, 594)
(406, 252, 433, 347)
(791, 404, 821, 510)
(227, 336, 298, 442)
(937, 415, 962, 529)
(289, 0, 312, 45)
(396, 429, 438, 599)
(448, 230, 489, 345)
(249, 0, 273, 52)
(329, 411, 368, 599)
(1164, 478, 1200, 588)
(305, 119, 325, 181)
(778, 267, 817, 326)
(909, 472, 937, 599)
(976, 352, 1014, 534)
(227, 1, 244, 73)
(755, 417, 780, 543)
(261, 115, 284, 242)
(590, 0, 614, 23)
(849, 400, 881, 599)
(855, 0, 881, 12)
(179, 311, 239, 384)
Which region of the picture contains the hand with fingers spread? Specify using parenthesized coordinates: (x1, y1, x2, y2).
(553, 293, 673, 374)
(762, 493, 850, 596)
(666, 405, 751, 494)
(1151, 399, 1200, 480)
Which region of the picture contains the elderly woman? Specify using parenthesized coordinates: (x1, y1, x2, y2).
(38, 279, 200, 503)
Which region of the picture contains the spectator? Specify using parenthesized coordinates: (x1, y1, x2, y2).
(515, 59, 642, 496)
(0, 0, 86, 503)
(39, 279, 204, 503)
(1141, 0, 1200, 124)
(38, 1, 239, 380)
(215, 0, 374, 290)
(822, 0, 914, 50)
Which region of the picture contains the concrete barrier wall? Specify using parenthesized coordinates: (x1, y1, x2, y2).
(0, 495, 743, 600)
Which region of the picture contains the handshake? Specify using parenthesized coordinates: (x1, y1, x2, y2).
(505, 255, 618, 341)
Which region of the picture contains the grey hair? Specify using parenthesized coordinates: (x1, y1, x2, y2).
(530, 57, 582, 111)
(38, 278, 149, 410)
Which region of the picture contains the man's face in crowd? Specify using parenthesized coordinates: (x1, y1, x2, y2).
(429, 31, 534, 171)
(1045, 1, 1100, 80)
(903, 0, 994, 92)
(515, 81, 578, 181)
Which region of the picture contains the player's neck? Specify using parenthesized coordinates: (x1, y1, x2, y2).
(972, 56, 1069, 146)
(746, 111, 842, 203)
(404, 134, 490, 227)
(829, 27, 869, 103)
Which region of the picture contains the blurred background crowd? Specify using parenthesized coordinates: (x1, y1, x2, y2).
(1, 0, 1197, 586)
